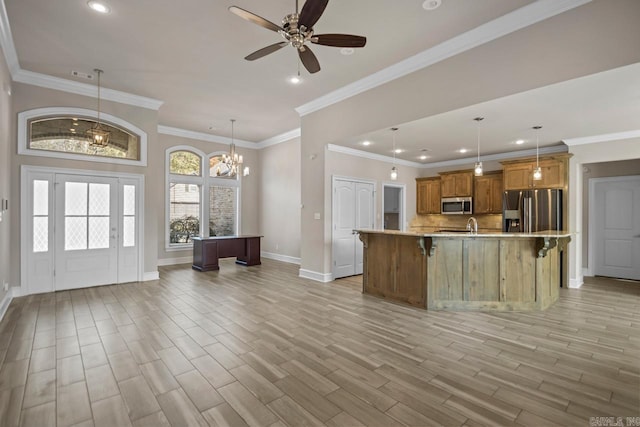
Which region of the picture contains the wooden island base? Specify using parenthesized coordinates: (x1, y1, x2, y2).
(357, 230, 570, 311)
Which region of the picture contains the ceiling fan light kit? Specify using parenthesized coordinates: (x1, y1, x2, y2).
(229, 0, 367, 74)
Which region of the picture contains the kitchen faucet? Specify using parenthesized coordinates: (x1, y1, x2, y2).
(466, 217, 478, 234)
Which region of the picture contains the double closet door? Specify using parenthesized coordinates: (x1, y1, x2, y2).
(332, 178, 375, 279)
(24, 169, 141, 294)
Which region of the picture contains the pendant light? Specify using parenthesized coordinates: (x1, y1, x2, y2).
(473, 117, 484, 176)
(390, 127, 398, 181)
(87, 69, 110, 147)
(532, 125, 542, 181)
(223, 119, 243, 177)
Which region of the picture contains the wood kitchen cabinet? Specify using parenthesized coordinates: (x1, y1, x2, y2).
(416, 177, 441, 214)
(474, 171, 503, 214)
(440, 171, 473, 197)
(502, 155, 569, 190)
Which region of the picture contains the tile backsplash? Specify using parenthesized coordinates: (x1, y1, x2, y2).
(410, 214, 503, 232)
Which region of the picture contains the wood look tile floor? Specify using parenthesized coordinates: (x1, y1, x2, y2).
(0, 259, 638, 426)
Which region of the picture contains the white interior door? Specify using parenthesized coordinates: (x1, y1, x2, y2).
(593, 176, 640, 280)
(55, 175, 119, 290)
(332, 178, 374, 279)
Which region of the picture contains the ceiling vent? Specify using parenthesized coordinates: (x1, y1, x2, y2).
(71, 70, 94, 80)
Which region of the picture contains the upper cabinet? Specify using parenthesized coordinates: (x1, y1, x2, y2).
(474, 172, 503, 214)
(416, 177, 441, 214)
(440, 171, 473, 197)
(502, 154, 570, 190)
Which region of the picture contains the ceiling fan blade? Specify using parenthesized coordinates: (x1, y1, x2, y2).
(298, 0, 329, 30)
(229, 6, 284, 33)
(298, 46, 320, 74)
(244, 42, 289, 61)
(312, 34, 367, 48)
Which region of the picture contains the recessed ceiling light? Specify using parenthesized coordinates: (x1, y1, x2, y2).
(515, 139, 525, 145)
(419, 155, 428, 160)
(340, 48, 355, 56)
(394, 148, 403, 154)
(289, 75, 302, 84)
(361, 140, 371, 146)
(422, 0, 442, 11)
(69, 128, 76, 132)
(87, 1, 111, 14)
(458, 148, 468, 154)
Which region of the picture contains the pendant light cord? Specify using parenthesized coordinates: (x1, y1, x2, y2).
(95, 69, 103, 126)
(534, 125, 542, 167)
(474, 117, 483, 163)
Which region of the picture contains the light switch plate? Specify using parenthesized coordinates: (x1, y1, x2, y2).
(313, 213, 321, 220)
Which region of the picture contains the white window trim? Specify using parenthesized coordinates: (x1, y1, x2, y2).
(165, 147, 242, 251)
(18, 107, 148, 166)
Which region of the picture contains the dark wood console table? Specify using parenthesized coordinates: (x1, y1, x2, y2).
(192, 235, 262, 272)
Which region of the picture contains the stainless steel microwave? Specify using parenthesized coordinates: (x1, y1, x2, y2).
(441, 197, 473, 215)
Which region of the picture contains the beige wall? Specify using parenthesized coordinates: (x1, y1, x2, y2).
(9, 82, 260, 286)
(10, 83, 159, 284)
(0, 45, 12, 303)
(259, 139, 301, 260)
(300, 0, 640, 276)
(568, 137, 640, 285)
(581, 159, 640, 269)
(156, 133, 259, 263)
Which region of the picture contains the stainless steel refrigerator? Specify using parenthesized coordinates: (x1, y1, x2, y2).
(502, 189, 562, 233)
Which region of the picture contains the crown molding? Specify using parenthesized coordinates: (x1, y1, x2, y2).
(327, 143, 568, 170)
(157, 125, 257, 149)
(420, 144, 568, 169)
(257, 128, 300, 149)
(0, 0, 18, 75)
(13, 69, 163, 110)
(327, 144, 423, 168)
(295, 0, 592, 117)
(562, 130, 640, 146)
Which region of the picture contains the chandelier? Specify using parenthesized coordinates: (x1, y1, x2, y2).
(87, 68, 110, 147)
(223, 119, 243, 176)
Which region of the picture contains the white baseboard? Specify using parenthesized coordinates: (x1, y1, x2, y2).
(298, 268, 333, 283)
(157, 257, 192, 267)
(143, 271, 160, 281)
(582, 267, 592, 278)
(569, 276, 584, 288)
(261, 251, 301, 265)
(0, 287, 19, 322)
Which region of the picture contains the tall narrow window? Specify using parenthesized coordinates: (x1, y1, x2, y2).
(33, 180, 49, 253)
(169, 184, 201, 244)
(209, 186, 236, 236)
(122, 185, 136, 247)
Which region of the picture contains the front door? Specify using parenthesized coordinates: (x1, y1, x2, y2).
(593, 176, 640, 280)
(55, 175, 119, 290)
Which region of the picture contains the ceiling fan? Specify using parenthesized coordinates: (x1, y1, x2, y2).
(229, 0, 366, 74)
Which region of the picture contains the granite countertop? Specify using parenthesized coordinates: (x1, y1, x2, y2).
(355, 229, 572, 238)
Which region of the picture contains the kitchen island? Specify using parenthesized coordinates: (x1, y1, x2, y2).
(355, 229, 570, 311)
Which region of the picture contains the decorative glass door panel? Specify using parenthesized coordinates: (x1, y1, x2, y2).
(55, 175, 118, 290)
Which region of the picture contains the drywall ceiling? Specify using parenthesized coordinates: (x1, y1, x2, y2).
(4, 0, 639, 163)
(340, 62, 640, 165)
(5, 0, 533, 141)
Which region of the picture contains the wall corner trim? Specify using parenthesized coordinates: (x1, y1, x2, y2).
(158, 125, 257, 149)
(261, 252, 301, 265)
(568, 277, 584, 289)
(298, 268, 333, 283)
(143, 271, 160, 281)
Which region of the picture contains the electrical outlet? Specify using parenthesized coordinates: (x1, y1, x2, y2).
(2, 281, 8, 292)
(275, 243, 279, 250)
